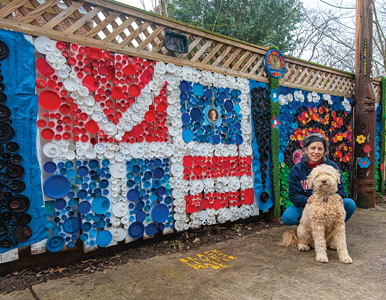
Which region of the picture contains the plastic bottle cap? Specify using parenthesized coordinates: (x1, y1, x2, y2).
(43, 175, 71, 199)
(96, 230, 112, 247)
(38, 90, 61, 111)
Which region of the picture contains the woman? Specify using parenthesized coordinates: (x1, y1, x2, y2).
(282, 133, 356, 225)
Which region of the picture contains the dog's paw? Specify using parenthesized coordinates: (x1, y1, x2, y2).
(339, 255, 353, 264)
(298, 243, 310, 252)
(316, 253, 329, 263)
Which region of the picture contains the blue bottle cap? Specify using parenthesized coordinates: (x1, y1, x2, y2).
(236, 135, 243, 145)
(82, 222, 92, 232)
(132, 165, 140, 173)
(164, 196, 172, 204)
(234, 104, 241, 113)
(43, 162, 57, 174)
(65, 161, 74, 168)
(182, 129, 194, 142)
(143, 180, 152, 189)
(89, 229, 97, 238)
(136, 211, 146, 222)
(224, 100, 234, 112)
(54, 198, 66, 210)
(153, 158, 162, 167)
(66, 169, 77, 179)
(58, 162, 65, 169)
(151, 203, 169, 223)
(52, 226, 61, 234)
(99, 179, 109, 189)
(157, 186, 166, 195)
(78, 200, 91, 214)
(46, 235, 65, 252)
(45, 220, 55, 229)
(143, 171, 152, 180)
(43, 175, 71, 199)
(80, 233, 88, 241)
(77, 189, 87, 199)
(181, 113, 190, 124)
(213, 135, 221, 144)
(89, 160, 99, 169)
(179, 80, 189, 92)
(153, 167, 164, 179)
(190, 108, 201, 121)
(127, 189, 140, 201)
(146, 223, 158, 236)
(159, 223, 165, 231)
(136, 200, 145, 210)
(96, 230, 112, 247)
(77, 166, 89, 177)
(152, 179, 161, 189)
(128, 222, 145, 239)
(180, 93, 187, 101)
(63, 217, 81, 234)
(102, 159, 110, 167)
(92, 196, 110, 214)
(193, 83, 204, 96)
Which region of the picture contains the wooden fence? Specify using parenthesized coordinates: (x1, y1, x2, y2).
(0, 0, 381, 99)
(0, 0, 381, 267)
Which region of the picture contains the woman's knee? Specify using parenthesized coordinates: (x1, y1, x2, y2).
(343, 198, 356, 221)
(282, 206, 303, 226)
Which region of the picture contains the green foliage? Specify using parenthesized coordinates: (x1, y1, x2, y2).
(280, 163, 291, 209)
(168, 0, 304, 52)
(168, 240, 183, 249)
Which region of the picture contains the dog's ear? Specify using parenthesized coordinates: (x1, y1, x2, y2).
(333, 168, 341, 185)
(307, 173, 314, 190)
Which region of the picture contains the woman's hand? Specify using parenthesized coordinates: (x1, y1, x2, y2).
(307, 195, 315, 204)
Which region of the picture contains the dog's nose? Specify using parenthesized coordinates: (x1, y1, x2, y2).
(322, 180, 327, 184)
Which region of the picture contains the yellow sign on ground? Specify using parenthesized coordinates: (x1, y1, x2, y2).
(179, 250, 236, 270)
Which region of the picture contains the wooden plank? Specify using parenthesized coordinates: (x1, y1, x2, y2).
(0, 248, 18, 264)
(31, 239, 47, 255)
(212, 45, 232, 67)
(248, 56, 266, 76)
(120, 20, 151, 46)
(64, 6, 103, 34)
(179, 36, 203, 59)
(103, 15, 136, 42)
(84, 10, 120, 38)
(19, 0, 60, 24)
(190, 40, 212, 62)
(43, 1, 83, 30)
(240, 54, 258, 73)
(0, 0, 30, 18)
(202, 42, 224, 64)
(137, 25, 164, 50)
(232, 50, 251, 71)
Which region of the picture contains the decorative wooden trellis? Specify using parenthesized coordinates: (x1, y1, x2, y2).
(0, 0, 381, 99)
(0, 0, 382, 267)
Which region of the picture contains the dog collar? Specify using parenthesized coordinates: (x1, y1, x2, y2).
(323, 197, 328, 203)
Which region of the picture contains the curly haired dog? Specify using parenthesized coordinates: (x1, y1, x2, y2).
(281, 164, 352, 264)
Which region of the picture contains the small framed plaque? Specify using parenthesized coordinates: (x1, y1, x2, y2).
(164, 31, 188, 53)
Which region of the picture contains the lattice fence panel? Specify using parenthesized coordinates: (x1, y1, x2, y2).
(0, 0, 381, 98)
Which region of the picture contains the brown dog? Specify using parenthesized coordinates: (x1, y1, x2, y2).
(281, 164, 352, 263)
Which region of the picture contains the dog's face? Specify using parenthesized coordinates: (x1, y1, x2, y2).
(307, 165, 341, 193)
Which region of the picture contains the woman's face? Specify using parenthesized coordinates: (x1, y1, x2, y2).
(305, 141, 325, 164)
(209, 110, 217, 120)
